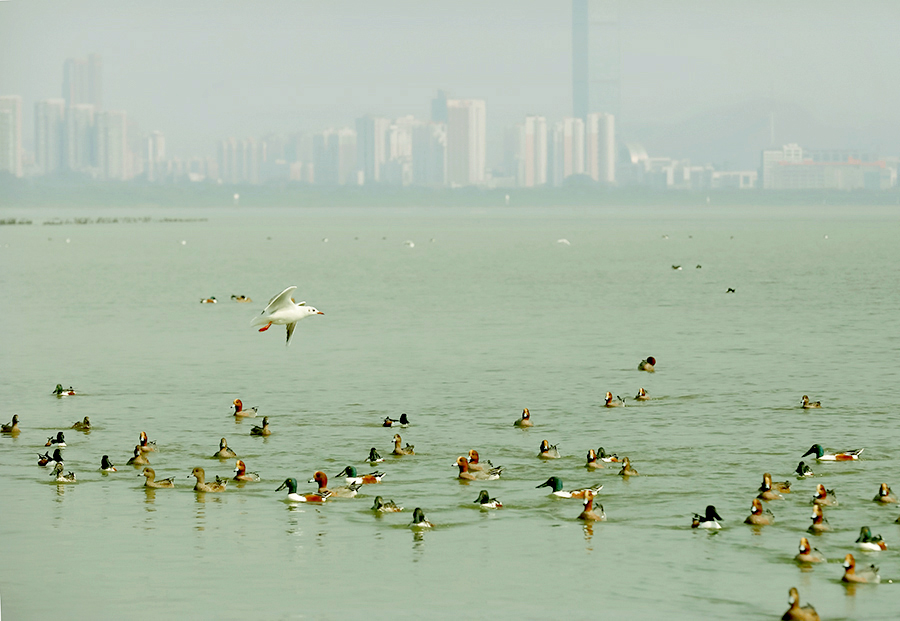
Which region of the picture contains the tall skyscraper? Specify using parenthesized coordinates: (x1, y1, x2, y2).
(0, 95, 24, 177)
(523, 115, 548, 187)
(313, 128, 357, 185)
(65, 103, 96, 173)
(572, 1, 620, 121)
(586, 112, 615, 184)
(96, 110, 127, 180)
(146, 131, 166, 182)
(411, 122, 447, 187)
(446, 99, 486, 186)
(355, 116, 389, 184)
(431, 90, 449, 124)
(35, 99, 67, 175)
(550, 117, 585, 185)
(63, 55, 102, 109)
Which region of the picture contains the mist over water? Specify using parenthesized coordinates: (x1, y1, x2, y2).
(1, 205, 898, 619)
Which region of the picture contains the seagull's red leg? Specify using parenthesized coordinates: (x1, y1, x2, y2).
(258, 322, 272, 332)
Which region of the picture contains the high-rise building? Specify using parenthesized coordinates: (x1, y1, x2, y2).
(550, 117, 585, 185)
(96, 110, 127, 180)
(586, 112, 615, 184)
(522, 115, 548, 187)
(446, 99, 486, 186)
(411, 122, 447, 187)
(34, 99, 67, 176)
(65, 103, 96, 173)
(431, 90, 449, 124)
(572, 2, 619, 121)
(355, 116, 389, 184)
(63, 55, 102, 109)
(146, 131, 166, 182)
(0, 95, 24, 177)
(313, 128, 357, 185)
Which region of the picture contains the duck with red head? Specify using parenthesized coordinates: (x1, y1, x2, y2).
(800, 395, 821, 409)
(841, 553, 880, 583)
(233, 460, 260, 482)
(577, 490, 606, 522)
(812, 484, 837, 506)
(514, 408, 533, 427)
(455, 456, 501, 481)
(618, 456, 639, 477)
(139, 431, 157, 453)
(781, 587, 820, 621)
(807, 504, 830, 533)
(744, 498, 774, 525)
(232, 399, 258, 418)
(585, 449, 604, 469)
(604, 392, 625, 407)
(873, 483, 896, 503)
(308, 470, 360, 498)
(758, 473, 784, 501)
(538, 440, 560, 459)
(467, 449, 492, 472)
(638, 357, 656, 372)
(634, 387, 650, 401)
(794, 537, 825, 564)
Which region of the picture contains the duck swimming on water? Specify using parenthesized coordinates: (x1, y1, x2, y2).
(514, 408, 533, 427)
(781, 587, 820, 621)
(213, 438, 237, 459)
(691, 505, 723, 529)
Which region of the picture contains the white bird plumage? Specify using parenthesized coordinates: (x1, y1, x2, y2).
(250, 286, 323, 345)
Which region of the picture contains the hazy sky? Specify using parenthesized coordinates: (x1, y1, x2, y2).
(2, 0, 898, 167)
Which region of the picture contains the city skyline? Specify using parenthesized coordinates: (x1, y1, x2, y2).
(2, 0, 899, 169)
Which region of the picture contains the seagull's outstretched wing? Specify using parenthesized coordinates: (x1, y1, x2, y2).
(264, 286, 297, 314)
(285, 322, 297, 345)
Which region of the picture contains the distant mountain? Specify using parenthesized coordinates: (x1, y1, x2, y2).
(621, 99, 898, 170)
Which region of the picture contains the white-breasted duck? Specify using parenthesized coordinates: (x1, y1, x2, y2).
(45, 432, 66, 448)
(382, 413, 409, 427)
(536, 476, 602, 499)
(691, 505, 723, 529)
(100, 455, 117, 472)
(801, 444, 863, 461)
(336, 465, 384, 484)
(276, 477, 329, 503)
(474, 490, 503, 509)
(856, 526, 887, 551)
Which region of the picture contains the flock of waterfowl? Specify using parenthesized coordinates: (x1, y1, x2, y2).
(4, 289, 897, 620)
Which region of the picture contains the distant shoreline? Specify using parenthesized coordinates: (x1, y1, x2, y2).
(2, 178, 899, 209)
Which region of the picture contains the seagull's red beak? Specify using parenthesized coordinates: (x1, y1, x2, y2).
(317, 311, 324, 315)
